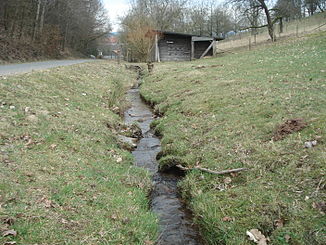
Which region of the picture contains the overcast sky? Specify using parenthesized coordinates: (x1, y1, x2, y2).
(103, 0, 130, 32)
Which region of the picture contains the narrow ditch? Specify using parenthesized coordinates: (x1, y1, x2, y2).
(123, 81, 201, 244)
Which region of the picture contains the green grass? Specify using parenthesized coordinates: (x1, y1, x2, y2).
(0, 61, 158, 244)
(141, 32, 326, 244)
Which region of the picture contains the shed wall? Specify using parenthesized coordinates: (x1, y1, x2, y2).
(158, 34, 191, 61)
(194, 41, 213, 59)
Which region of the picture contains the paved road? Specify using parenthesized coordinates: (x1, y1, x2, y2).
(0, 59, 94, 76)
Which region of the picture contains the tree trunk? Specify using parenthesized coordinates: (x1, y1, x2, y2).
(258, 0, 275, 41)
(279, 17, 283, 33)
(3, 1, 9, 31)
(19, 7, 26, 40)
(39, 0, 46, 38)
(10, 8, 19, 37)
(62, 22, 69, 51)
(32, 0, 41, 41)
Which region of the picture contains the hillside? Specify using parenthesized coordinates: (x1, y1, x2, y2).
(0, 62, 157, 244)
(141, 32, 326, 244)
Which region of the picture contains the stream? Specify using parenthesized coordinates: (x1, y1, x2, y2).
(124, 85, 201, 245)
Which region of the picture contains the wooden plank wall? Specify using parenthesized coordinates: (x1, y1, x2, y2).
(194, 41, 213, 59)
(158, 34, 191, 61)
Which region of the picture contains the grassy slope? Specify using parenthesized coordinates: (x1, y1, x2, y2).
(0, 62, 157, 244)
(141, 32, 326, 244)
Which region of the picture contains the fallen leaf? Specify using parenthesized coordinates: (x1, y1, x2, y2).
(61, 218, 69, 224)
(222, 216, 233, 222)
(45, 199, 54, 208)
(2, 217, 15, 226)
(284, 234, 291, 242)
(246, 229, 268, 245)
(2, 229, 17, 237)
(50, 144, 57, 150)
(110, 214, 118, 220)
(4, 242, 17, 245)
(224, 177, 232, 184)
(39, 197, 55, 208)
(274, 218, 284, 228)
(122, 217, 130, 224)
(230, 172, 238, 177)
(312, 201, 326, 214)
(144, 240, 154, 245)
(25, 138, 34, 147)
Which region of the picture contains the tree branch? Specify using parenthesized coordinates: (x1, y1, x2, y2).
(240, 24, 268, 31)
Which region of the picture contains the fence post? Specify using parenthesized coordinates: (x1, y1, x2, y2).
(249, 37, 251, 50)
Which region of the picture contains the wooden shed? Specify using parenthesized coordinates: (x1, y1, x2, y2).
(152, 31, 223, 62)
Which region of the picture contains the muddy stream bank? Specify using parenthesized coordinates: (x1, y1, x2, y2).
(123, 84, 201, 244)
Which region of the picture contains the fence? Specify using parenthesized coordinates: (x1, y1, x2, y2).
(217, 12, 326, 53)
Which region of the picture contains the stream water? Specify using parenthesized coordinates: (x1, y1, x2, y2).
(124, 86, 201, 245)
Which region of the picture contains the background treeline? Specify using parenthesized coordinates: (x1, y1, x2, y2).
(120, 0, 325, 62)
(0, 0, 110, 61)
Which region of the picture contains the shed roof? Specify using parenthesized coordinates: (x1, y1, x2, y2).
(155, 30, 224, 41)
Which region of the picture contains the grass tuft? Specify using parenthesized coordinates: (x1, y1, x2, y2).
(0, 61, 158, 244)
(141, 32, 326, 244)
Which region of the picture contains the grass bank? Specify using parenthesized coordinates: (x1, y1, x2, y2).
(0, 61, 157, 244)
(141, 32, 326, 244)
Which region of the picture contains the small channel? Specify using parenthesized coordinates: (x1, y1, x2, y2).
(124, 85, 201, 245)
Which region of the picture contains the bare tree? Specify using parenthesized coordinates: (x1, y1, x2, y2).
(0, 0, 111, 58)
(274, 0, 303, 20)
(120, 8, 156, 62)
(233, 0, 281, 41)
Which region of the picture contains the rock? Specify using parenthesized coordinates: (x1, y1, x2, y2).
(9, 105, 15, 110)
(117, 135, 137, 147)
(304, 141, 313, 148)
(304, 140, 318, 148)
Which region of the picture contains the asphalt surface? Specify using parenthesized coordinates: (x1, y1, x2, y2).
(0, 59, 94, 76)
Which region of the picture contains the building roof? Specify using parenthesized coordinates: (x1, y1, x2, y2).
(155, 30, 224, 41)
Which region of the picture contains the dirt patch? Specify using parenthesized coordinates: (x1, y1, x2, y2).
(273, 118, 307, 141)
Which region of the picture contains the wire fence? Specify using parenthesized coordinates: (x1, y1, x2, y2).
(217, 12, 326, 53)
